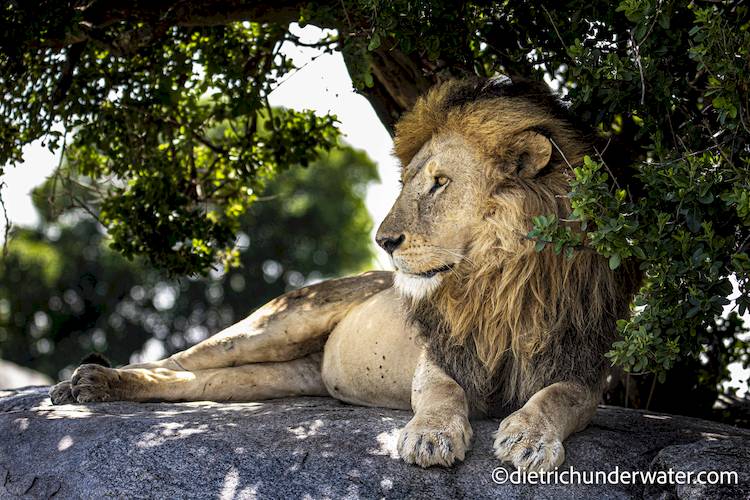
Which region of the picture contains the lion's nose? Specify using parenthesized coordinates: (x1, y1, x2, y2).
(376, 234, 405, 255)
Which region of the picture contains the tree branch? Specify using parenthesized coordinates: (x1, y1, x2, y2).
(44, 0, 328, 47)
(33, 0, 467, 138)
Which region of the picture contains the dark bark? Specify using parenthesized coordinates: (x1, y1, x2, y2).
(341, 42, 437, 135)
(66, 0, 307, 34)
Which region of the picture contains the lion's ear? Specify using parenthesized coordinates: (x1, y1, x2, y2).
(511, 130, 552, 178)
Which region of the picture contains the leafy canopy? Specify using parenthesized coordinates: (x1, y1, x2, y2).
(2, 12, 339, 273)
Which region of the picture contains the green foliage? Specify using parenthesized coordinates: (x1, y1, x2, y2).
(526, 2, 750, 387)
(535, 147, 749, 383)
(0, 144, 377, 378)
(353, 0, 475, 81)
(1, 10, 339, 274)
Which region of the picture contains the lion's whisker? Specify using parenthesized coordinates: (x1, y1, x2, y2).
(433, 248, 476, 268)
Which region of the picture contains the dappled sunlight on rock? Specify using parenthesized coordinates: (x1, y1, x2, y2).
(369, 428, 401, 459)
(643, 414, 672, 420)
(57, 435, 73, 451)
(1, 390, 749, 498)
(214, 402, 265, 412)
(12, 417, 28, 432)
(137, 422, 209, 448)
(380, 477, 395, 492)
(217, 464, 267, 499)
(288, 418, 325, 439)
(219, 467, 239, 500)
(30, 398, 97, 420)
(699, 432, 730, 440)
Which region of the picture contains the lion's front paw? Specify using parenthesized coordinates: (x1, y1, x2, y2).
(70, 364, 122, 403)
(49, 380, 76, 405)
(397, 413, 473, 468)
(493, 410, 564, 472)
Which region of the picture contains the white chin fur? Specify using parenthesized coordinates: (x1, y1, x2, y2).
(393, 271, 443, 301)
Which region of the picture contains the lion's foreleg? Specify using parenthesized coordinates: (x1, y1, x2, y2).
(397, 350, 473, 468)
(68, 353, 327, 403)
(493, 381, 598, 472)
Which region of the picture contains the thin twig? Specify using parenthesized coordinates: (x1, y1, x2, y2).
(283, 29, 339, 50)
(253, 194, 280, 202)
(0, 181, 10, 258)
(651, 144, 721, 167)
(71, 195, 103, 224)
(48, 126, 69, 220)
(630, 32, 646, 106)
(593, 144, 624, 194)
(598, 137, 613, 158)
(541, 5, 567, 53)
(517, 230, 596, 253)
(666, 104, 679, 149)
(339, 0, 353, 33)
(638, 0, 662, 46)
(549, 137, 573, 169)
(738, 101, 750, 135)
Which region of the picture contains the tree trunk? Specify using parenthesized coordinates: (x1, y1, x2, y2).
(342, 44, 435, 135)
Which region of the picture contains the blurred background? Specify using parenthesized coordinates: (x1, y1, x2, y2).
(1, 145, 379, 383)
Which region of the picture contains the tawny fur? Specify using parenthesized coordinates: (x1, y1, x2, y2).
(395, 78, 640, 415)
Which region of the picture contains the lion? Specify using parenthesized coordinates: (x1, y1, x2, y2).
(49, 78, 639, 472)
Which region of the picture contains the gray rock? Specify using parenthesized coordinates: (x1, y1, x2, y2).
(0, 387, 748, 499)
(0, 361, 52, 390)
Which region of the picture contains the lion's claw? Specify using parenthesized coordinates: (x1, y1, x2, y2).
(398, 413, 472, 467)
(70, 363, 121, 403)
(49, 380, 76, 405)
(493, 410, 564, 472)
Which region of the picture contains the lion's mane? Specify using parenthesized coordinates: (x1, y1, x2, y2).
(393, 78, 641, 416)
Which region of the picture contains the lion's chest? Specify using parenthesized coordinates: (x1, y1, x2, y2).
(423, 329, 518, 418)
(410, 303, 529, 418)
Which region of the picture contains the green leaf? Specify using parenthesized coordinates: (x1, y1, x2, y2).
(368, 33, 382, 51)
(363, 72, 374, 88)
(658, 14, 670, 30)
(609, 253, 621, 270)
(698, 193, 714, 204)
(686, 306, 701, 319)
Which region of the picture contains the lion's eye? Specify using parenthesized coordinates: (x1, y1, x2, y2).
(430, 175, 450, 194)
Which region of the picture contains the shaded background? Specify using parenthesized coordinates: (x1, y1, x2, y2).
(0, 144, 377, 381)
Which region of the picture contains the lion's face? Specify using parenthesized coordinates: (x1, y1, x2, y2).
(376, 132, 487, 300)
(377, 128, 555, 302)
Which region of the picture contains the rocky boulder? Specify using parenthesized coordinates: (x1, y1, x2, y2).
(1, 387, 748, 499)
(0, 361, 52, 390)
